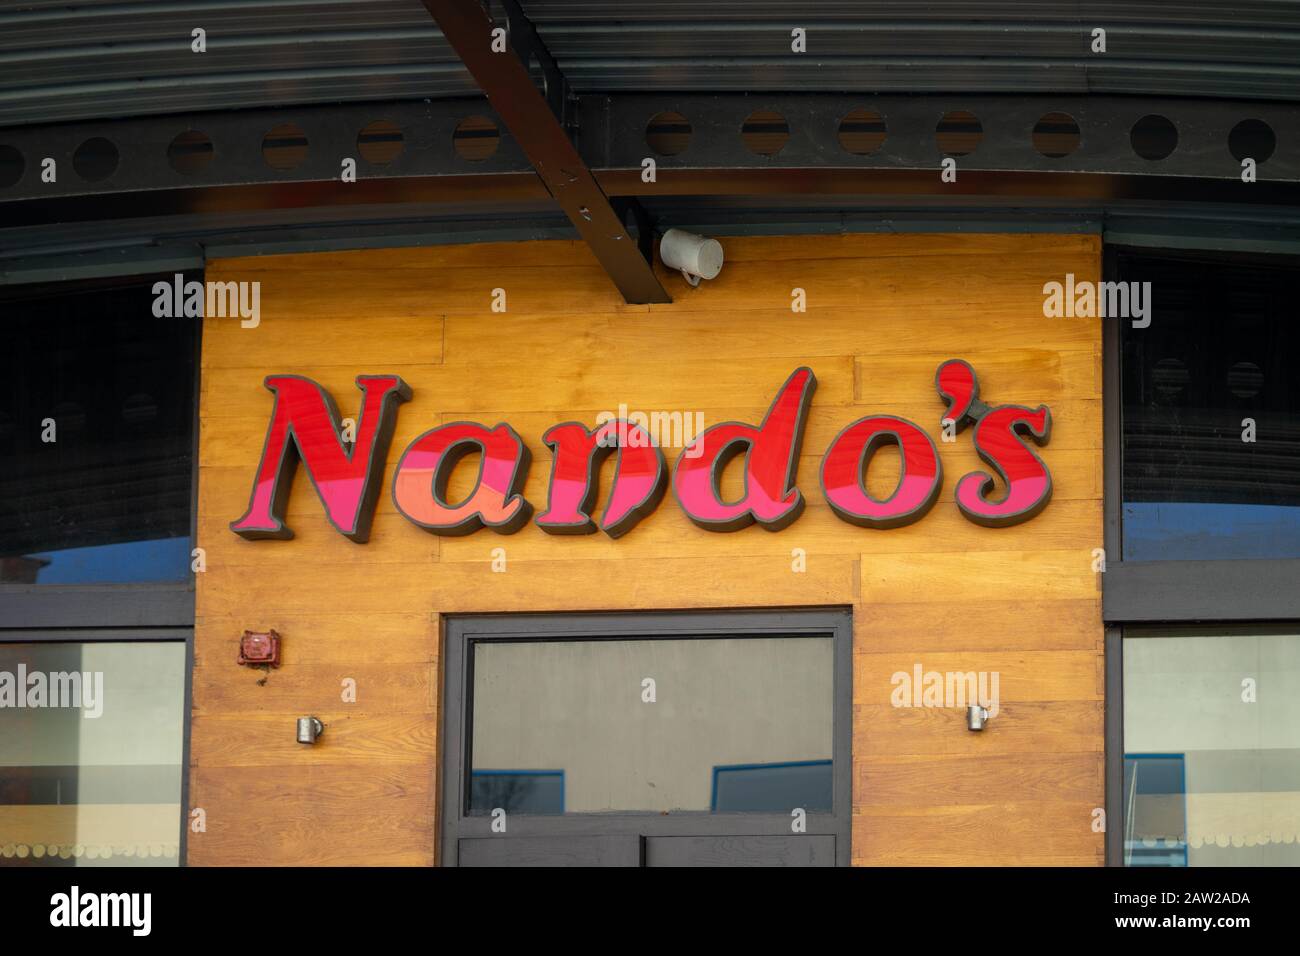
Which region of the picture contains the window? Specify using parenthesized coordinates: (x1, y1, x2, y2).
(0, 278, 197, 586)
(1122, 627, 1300, 867)
(1117, 250, 1300, 562)
(0, 637, 188, 866)
(1106, 245, 1300, 866)
(442, 610, 851, 866)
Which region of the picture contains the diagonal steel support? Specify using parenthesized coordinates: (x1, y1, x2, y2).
(421, 0, 670, 303)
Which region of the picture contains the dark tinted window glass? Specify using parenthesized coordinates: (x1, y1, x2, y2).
(1119, 251, 1300, 560)
(0, 278, 196, 585)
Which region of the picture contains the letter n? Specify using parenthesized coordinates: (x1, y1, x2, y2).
(537, 420, 667, 538)
(230, 375, 411, 542)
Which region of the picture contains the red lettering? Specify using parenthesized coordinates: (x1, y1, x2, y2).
(230, 375, 410, 542)
(935, 359, 1053, 527)
(671, 367, 817, 532)
(821, 415, 943, 528)
(391, 422, 532, 535)
(537, 420, 667, 539)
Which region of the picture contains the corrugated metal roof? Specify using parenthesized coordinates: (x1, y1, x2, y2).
(2, 0, 1299, 128)
(0, 0, 475, 125)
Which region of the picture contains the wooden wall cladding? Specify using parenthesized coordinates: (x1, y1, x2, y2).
(192, 233, 1104, 866)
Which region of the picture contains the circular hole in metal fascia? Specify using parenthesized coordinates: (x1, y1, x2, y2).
(453, 116, 500, 161)
(1130, 114, 1178, 161)
(936, 110, 983, 157)
(0, 145, 23, 188)
(646, 111, 692, 157)
(1228, 119, 1276, 164)
(167, 130, 213, 175)
(1152, 357, 1190, 398)
(742, 109, 789, 156)
(1032, 111, 1080, 159)
(837, 108, 886, 155)
(72, 137, 118, 182)
(261, 123, 308, 171)
(1228, 361, 1263, 399)
(357, 120, 404, 166)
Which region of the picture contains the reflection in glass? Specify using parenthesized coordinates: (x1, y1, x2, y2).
(470, 637, 833, 814)
(0, 642, 186, 866)
(712, 759, 832, 812)
(0, 279, 196, 585)
(1119, 251, 1300, 560)
(1123, 629, 1300, 866)
(471, 770, 564, 815)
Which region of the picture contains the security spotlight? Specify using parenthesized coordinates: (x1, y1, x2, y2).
(967, 704, 991, 731)
(296, 716, 324, 744)
(659, 228, 724, 286)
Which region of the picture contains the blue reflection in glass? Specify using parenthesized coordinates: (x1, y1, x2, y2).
(17, 537, 191, 584)
(1123, 503, 1300, 561)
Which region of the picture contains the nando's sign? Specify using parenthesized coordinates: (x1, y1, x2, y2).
(230, 360, 1053, 543)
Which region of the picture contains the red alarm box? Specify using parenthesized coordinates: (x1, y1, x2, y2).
(238, 629, 281, 667)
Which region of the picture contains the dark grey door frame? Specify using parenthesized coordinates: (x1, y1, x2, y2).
(439, 607, 853, 866)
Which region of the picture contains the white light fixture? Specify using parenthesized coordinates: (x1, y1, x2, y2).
(659, 228, 724, 287)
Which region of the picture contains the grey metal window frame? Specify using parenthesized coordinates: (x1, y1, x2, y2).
(439, 608, 853, 866)
(0, 626, 194, 865)
(1100, 242, 1300, 866)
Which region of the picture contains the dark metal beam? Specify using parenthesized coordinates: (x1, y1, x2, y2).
(586, 93, 1300, 183)
(418, 0, 670, 303)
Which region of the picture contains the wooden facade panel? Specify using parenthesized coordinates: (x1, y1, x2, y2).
(190, 662, 436, 715)
(193, 613, 437, 665)
(855, 599, 1103, 653)
(189, 766, 434, 867)
(193, 233, 1103, 866)
(188, 713, 438, 767)
(854, 701, 1105, 756)
(854, 801, 1105, 866)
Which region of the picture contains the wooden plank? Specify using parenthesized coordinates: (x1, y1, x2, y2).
(853, 801, 1105, 866)
(194, 613, 435, 665)
(854, 599, 1102, 653)
(191, 662, 436, 715)
(188, 765, 433, 867)
(442, 311, 1102, 361)
(860, 549, 1100, 604)
(202, 314, 446, 369)
(854, 650, 1104, 704)
(857, 752, 1103, 806)
(197, 355, 858, 419)
(189, 713, 437, 767)
(853, 700, 1104, 756)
